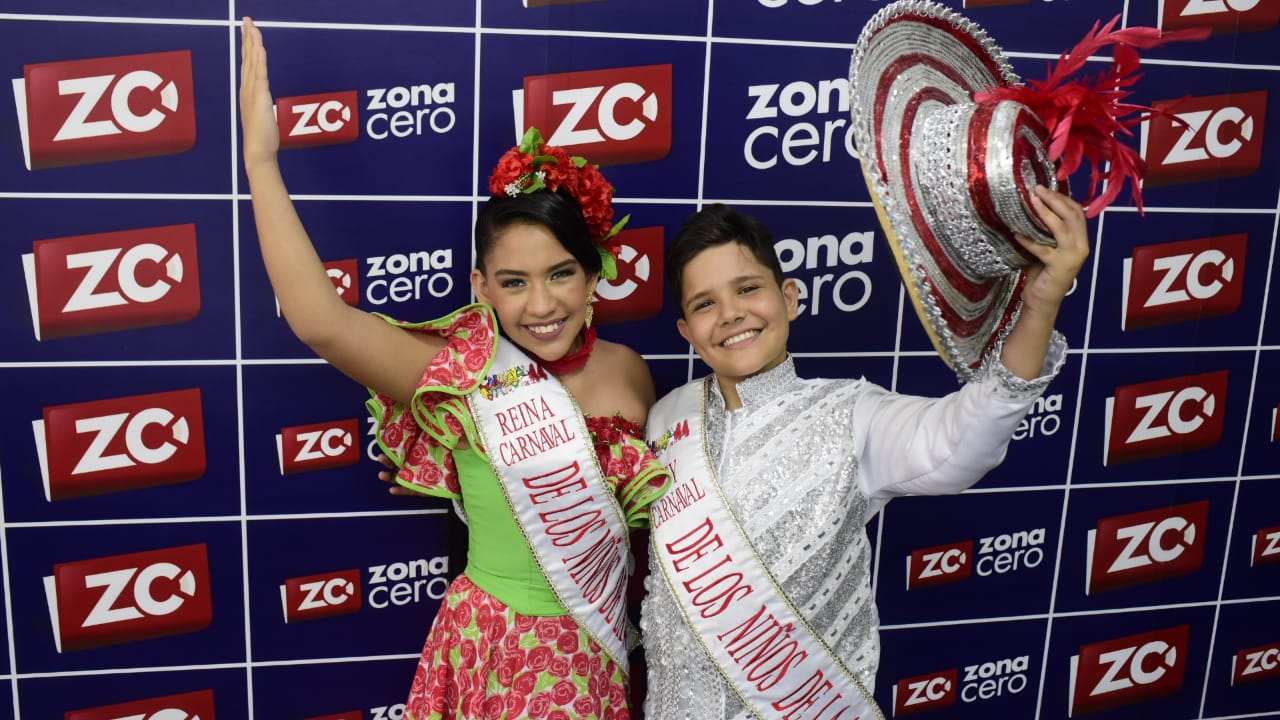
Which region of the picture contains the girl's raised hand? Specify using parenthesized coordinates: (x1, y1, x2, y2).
(239, 17, 279, 171)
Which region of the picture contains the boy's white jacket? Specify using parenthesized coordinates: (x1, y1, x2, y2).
(640, 336, 1064, 720)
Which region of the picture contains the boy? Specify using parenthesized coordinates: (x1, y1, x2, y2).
(640, 192, 1085, 719)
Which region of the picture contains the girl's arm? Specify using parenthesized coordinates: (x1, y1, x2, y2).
(240, 18, 443, 404)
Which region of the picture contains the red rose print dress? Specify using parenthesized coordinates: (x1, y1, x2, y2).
(368, 304, 670, 720)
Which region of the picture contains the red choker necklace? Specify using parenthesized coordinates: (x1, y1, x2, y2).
(535, 325, 597, 376)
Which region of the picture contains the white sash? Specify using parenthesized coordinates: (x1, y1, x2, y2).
(468, 340, 631, 670)
(647, 380, 883, 720)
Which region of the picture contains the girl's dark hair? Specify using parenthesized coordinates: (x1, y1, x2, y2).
(666, 203, 785, 314)
(474, 189, 602, 276)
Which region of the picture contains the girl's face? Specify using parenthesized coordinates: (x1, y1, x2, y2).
(472, 221, 597, 361)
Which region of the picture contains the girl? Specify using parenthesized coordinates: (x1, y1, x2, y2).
(240, 18, 669, 720)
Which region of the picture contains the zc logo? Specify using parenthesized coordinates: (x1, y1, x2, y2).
(1103, 370, 1229, 465)
(1085, 500, 1210, 594)
(906, 541, 972, 590)
(1159, 0, 1280, 34)
(892, 669, 957, 716)
(1232, 640, 1280, 686)
(44, 544, 213, 652)
(66, 689, 216, 720)
(22, 224, 202, 340)
(277, 418, 362, 474)
(12, 50, 196, 169)
(277, 90, 360, 149)
(593, 226, 664, 324)
(1121, 234, 1246, 330)
(518, 64, 672, 165)
(281, 568, 362, 622)
(325, 259, 361, 306)
(1069, 625, 1190, 717)
(1252, 524, 1280, 567)
(34, 388, 207, 501)
(1143, 90, 1267, 187)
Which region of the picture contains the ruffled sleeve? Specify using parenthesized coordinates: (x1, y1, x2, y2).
(586, 415, 672, 528)
(365, 304, 499, 499)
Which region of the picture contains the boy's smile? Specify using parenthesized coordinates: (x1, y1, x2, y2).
(676, 243, 799, 409)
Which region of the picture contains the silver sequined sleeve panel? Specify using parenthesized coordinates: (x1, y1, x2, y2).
(642, 367, 878, 720)
(858, 330, 1067, 520)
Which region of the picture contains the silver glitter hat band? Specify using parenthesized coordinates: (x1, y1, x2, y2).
(849, 0, 1058, 380)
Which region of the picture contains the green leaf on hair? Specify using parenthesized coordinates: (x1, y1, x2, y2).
(602, 213, 630, 243)
(598, 247, 618, 281)
(518, 127, 543, 154)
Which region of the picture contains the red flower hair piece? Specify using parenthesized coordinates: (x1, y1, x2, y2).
(975, 17, 1209, 217)
(488, 127, 628, 279)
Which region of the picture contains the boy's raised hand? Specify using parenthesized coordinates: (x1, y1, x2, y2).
(1013, 185, 1091, 314)
(998, 184, 1090, 379)
(239, 17, 279, 171)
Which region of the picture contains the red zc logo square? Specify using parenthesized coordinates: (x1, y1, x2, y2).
(594, 226, 664, 324)
(45, 543, 213, 652)
(23, 224, 202, 340)
(905, 540, 973, 591)
(277, 90, 360, 149)
(1253, 524, 1280, 567)
(278, 418, 362, 474)
(1069, 625, 1189, 717)
(36, 388, 207, 501)
(1085, 500, 1209, 594)
(1159, 0, 1280, 34)
(281, 568, 363, 622)
(1121, 234, 1245, 331)
(1103, 370, 1228, 465)
(14, 50, 196, 169)
(66, 689, 216, 720)
(1232, 640, 1280, 686)
(1143, 90, 1267, 187)
(522, 64, 672, 166)
(892, 669, 958, 716)
(326, 259, 361, 306)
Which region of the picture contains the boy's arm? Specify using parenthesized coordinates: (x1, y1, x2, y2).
(999, 185, 1090, 379)
(853, 187, 1085, 516)
(854, 342, 1061, 518)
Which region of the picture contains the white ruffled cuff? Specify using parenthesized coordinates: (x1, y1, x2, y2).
(982, 329, 1067, 401)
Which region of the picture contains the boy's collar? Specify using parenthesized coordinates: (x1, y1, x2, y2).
(709, 355, 799, 412)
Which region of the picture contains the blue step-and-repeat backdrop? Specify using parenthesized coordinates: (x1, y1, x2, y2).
(1, 1, 1278, 718)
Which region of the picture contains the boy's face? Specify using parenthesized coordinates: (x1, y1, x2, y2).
(676, 242, 799, 387)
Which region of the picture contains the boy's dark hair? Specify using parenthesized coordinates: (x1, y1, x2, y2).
(666, 203, 785, 313)
(474, 189, 602, 276)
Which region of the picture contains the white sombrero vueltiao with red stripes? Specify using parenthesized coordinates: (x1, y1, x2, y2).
(849, 0, 1206, 380)
(849, 0, 1060, 381)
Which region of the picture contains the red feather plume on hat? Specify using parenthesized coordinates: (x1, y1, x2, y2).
(975, 18, 1210, 218)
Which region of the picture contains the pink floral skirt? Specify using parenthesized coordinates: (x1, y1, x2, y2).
(405, 574, 629, 720)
